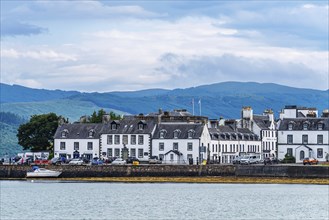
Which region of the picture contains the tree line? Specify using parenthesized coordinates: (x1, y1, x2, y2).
(17, 110, 121, 152)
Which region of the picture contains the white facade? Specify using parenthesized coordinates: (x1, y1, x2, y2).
(152, 124, 211, 164)
(277, 116, 329, 162)
(54, 138, 100, 160)
(101, 133, 151, 162)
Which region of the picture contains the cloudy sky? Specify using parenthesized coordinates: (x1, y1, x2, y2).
(1, 1, 328, 92)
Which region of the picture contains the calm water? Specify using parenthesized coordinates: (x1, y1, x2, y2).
(0, 181, 328, 220)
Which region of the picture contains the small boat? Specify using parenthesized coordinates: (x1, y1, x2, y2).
(26, 166, 62, 178)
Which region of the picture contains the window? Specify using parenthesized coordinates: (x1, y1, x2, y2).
(62, 131, 67, 137)
(87, 142, 93, 150)
(317, 148, 323, 158)
(88, 130, 94, 137)
(173, 130, 180, 138)
(287, 135, 293, 144)
(287, 148, 293, 156)
(317, 135, 323, 144)
(122, 135, 128, 145)
(138, 135, 144, 145)
(159, 143, 164, 151)
(114, 148, 120, 157)
(160, 130, 166, 138)
(159, 154, 164, 160)
(318, 123, 323, 130)
(173, 142, 178, 151)
(131, 135, 136, 145)
(111, 124, 117, 130)
(107, 135, 113, 145)
(300, 150, 305, 160)
(303, 123, 308, 130)
(114, 135, 120, 144)
(74, 142, 79, 150)
(60, 142, 66, 150)
(187, 154, 193, 159)
(188, 130, 194, 138)
(288, 123, 293, 130)
(138, 123, 144, 130)
(187, 143, 193, 151)
(107, 148, 113, 157)
(130, 148, 136, 157)
(302, 135, 308, 144)
(138, 149, 143, 158)
(170, 154, 174, 161)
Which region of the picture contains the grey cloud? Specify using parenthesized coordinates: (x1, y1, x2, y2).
(155, 53, 327, 90)
(1, 20, 48, 37)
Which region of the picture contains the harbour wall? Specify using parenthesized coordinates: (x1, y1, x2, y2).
(0, 165, 328, 179)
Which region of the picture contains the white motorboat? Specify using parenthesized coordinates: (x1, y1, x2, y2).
(26, 166, 62, 178)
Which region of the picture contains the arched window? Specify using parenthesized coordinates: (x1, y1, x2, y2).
(160, 129, 167, 138)
(88, 129, 94, 137)
(300, 150, 305, 160)
(188, 129, 195, 138)
(173, 129, 181, 139)
(61, 129, 68, 138)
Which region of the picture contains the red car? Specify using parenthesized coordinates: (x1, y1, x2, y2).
(303, 157, 318, 165)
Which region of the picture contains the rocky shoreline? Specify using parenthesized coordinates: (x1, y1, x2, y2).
(3, 176, 329, 185)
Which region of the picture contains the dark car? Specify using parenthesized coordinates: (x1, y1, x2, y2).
(126, 157, 139, 164)
(264, 157, 279, 165)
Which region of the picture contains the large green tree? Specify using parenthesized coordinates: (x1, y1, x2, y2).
(17, 113, 60, 151)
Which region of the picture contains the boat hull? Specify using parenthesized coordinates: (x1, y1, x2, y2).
(26, 169, 62, 178)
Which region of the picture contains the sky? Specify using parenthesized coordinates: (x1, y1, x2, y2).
(1, 0, 328, 92)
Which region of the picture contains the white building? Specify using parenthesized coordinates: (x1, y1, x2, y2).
(152, 122, 210, 164)
(209, 124, 261, 164)
(277, 115, 329, 163)
(54, 123, 103, 160)
(240, 107, 277, 159)
(100, 118, 156, 162)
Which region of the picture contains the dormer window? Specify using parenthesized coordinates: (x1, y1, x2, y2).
(173, 129, 181, 139)
(303, 122, 308, 130)
(138, 123, 144, 130)
(288, 123, 293, 131)
(318, 122, 323, 130)
(187, 129, 195, 138)
(88, 129, 95, 138)
(61, 129, 68, 138)
(160, 129, 167, 138)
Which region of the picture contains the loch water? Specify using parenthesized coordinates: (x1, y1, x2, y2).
(0, 181, 328, 220)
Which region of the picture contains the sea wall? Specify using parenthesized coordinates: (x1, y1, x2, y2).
(0, 164, 328, 179)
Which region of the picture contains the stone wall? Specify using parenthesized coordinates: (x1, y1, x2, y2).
(0, 164, 328, 179)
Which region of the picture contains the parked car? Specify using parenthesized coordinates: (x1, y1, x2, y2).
(50, 157, 61, 165)
(303, 157, 319, 165)
(232, 156, 244, 165)
(126, 157, 139, 164)
(69, 158, 84, 165)
(149, 156, 162, 164)
(240, 155, 260, 165)
(111, 158, 127, 165)
(264, 157, 279, 165)
(91, 157, 104, 165)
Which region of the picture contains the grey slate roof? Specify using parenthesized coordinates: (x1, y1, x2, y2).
(209, 126, 258, 141)
(153, 123, 204, 139)
(279, 118, 329, 130)
(102, 118, 156, 134)
(54, 123, 105, 139)
(54, 118, 157, 139)
(253, 115, 272, 130)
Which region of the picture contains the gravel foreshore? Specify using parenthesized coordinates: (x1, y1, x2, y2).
(50, 176, 329, 184)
